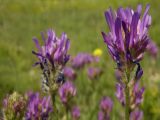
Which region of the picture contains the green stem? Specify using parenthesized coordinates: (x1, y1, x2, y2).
(51, 92, 58, 120)
(125, 72, 130, 120)
(66, 108, 69, 120)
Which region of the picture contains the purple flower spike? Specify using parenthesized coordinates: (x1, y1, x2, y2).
(102, 5, 152, 70)
(59, 81, 76, 104)
(25, 92, 52, 120)
(98, 96, 113, 120)
(33, 29, 70, 69)
(71, 53, 99, 69)
(63, 67, 77, 80)
(130, 109, 143, 120)
(71, 106, 80, 120)
(87, 67, 102, 80)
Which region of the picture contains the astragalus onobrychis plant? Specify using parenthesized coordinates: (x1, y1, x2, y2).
(102, 4, 153, 120)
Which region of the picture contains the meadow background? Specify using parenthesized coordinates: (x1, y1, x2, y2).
(0, 0, 160, 119)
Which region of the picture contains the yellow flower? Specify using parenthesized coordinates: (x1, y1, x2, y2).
(93, 48, 103, 57)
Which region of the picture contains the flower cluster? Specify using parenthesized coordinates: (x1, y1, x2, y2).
(102, 4, 151, 73)
(59, 81, 77, 105)
(25, 92, 52, 120)
(63, 67, 77, 81)
(71, 53, 99, 69)
(32, 29, 70, 93)
(98, 97, 113, 120)
(3, 92, 26, 120)
(33, 29, 70, 68)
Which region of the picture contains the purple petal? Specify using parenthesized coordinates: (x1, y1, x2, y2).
(65, 39, 70, 54)
(32, 51, 44, 58)
(105, 8, 115, 34)
(143, 4, 150, 19)
(115, 17, 124, 51)
(117, 7, 126, 21)
(33, 37, 42, 52)
(124, 8, 133, 24)
(140, 4, 150, 32)
(130, 12, 140, 47)
(137, 4, 142, 14)
(102, 32, 112, 46)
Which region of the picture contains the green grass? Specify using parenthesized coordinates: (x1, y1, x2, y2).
(0, 0, 160, 119)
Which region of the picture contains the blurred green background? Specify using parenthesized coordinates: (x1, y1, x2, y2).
(0, 0, 160, 119)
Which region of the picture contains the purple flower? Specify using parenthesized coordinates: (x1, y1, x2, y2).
(102, 5, 151, 71)
(147, 40, 158, 58)
(32, 29, 70, 69)
(25, 92, 52, 120)
(63, 67, 77, 80)
(87, 67, 102, 80)
(98, 96, 113, 120)
(131, 82, 145, 109)
(59, 81, 76, 104)
(130, 109, 143, 120)
(100, 97, 113, 113)
(71, 106, 80, 120)
(115, 83, 125, 106)
(71, 53, 99, 69)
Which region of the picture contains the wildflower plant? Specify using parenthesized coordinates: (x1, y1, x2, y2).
(102, 4, 152, 120)
(32, 29, 70, 114)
